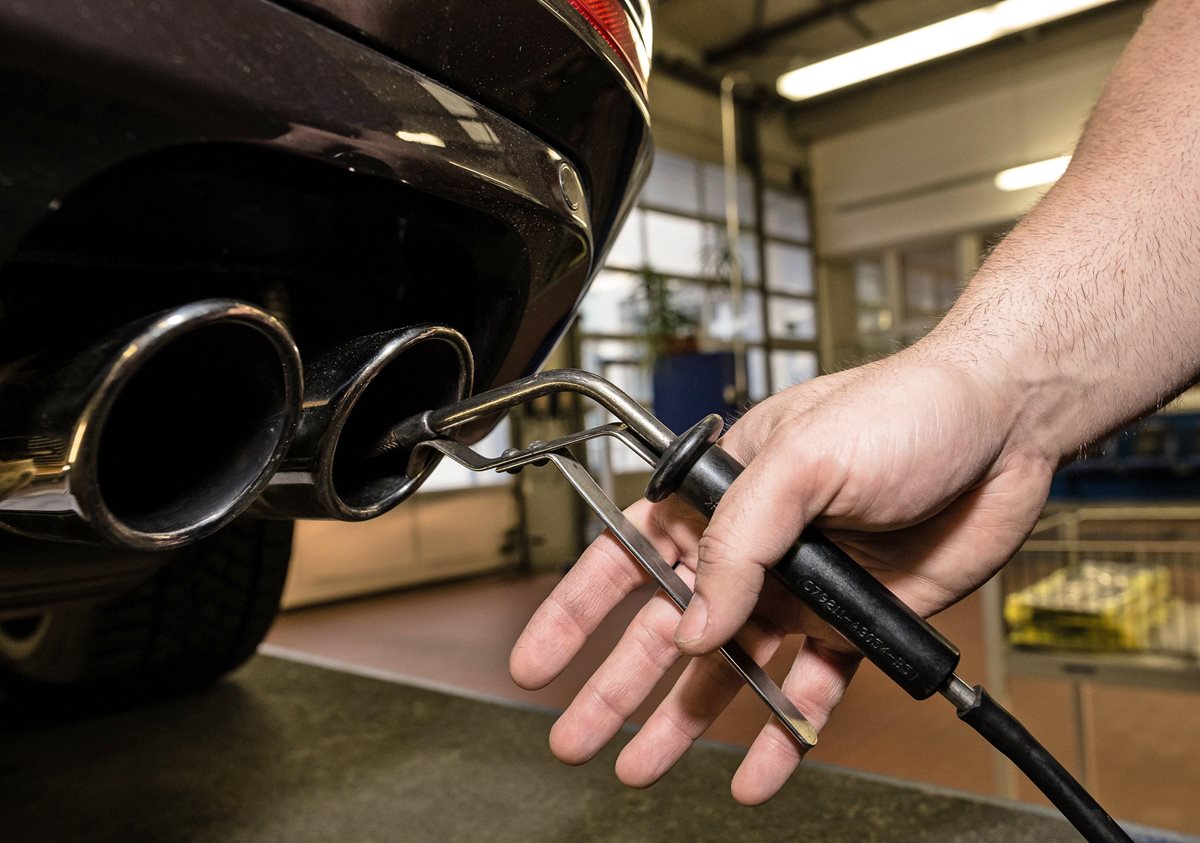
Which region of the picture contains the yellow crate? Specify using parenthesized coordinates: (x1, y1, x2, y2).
(1004, 506, 1200, 659)
(1005, 560, 1172, 652)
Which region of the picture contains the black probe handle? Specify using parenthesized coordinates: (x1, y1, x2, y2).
(675, 443, 961, 700)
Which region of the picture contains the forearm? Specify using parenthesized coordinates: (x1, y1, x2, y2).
(921, 0, 1200, 463)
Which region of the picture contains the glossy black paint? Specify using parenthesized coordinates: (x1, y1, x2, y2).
(0, 0, 649, 426)
(277, 0, 653, 250)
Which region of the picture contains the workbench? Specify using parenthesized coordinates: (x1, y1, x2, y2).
(1, 655, 1192, 842)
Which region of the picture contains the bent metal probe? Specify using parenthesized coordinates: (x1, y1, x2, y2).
(373, 368, 1132, 843)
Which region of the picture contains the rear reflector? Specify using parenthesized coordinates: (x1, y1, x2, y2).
(566, 0, 649, 93)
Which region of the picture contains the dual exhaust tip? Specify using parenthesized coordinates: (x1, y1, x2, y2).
(0, 299, 472, 550)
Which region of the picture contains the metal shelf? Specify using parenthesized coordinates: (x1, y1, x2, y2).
(1007, 647, 1200, 692)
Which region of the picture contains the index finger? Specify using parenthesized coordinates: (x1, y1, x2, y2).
(509, 495, 706, 690)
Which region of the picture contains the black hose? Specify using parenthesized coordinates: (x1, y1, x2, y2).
(957, 686, 1132, 842)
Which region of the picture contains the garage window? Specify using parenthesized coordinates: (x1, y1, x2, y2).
(580, 149, 817, 397)
(578, 149, 818, 477)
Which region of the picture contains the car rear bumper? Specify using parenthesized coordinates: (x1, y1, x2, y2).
(0, 0, 627, 398)
(275, 0, 653, 250)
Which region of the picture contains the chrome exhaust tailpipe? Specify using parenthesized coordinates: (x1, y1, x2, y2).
(0, 300, 302, 549)
(255, 325, 473, 520)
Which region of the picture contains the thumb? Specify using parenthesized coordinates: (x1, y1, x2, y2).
(674, 423, 843, 655)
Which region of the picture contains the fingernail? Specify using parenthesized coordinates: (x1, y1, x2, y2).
(675, 593, 708, 646)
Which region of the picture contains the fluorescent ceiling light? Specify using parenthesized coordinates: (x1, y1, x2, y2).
(994, 155, 1071, 191)
(777, 0, 1119, 101)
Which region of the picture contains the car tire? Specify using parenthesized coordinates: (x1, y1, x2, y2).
(0, 518, 292, 704)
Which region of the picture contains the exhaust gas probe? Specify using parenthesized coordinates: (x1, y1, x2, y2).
(373, 368, 1132, 843)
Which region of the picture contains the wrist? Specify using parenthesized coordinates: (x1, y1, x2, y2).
(908, 320, 1083, 469)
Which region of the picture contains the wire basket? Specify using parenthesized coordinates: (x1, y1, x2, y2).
(1003, 506, 1200, 662)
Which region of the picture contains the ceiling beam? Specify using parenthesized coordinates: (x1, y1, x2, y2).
(702, 0, 875, 65)
(837, 4, 874, 39)
(654, 52, 723, 94)
(653, 53, 770, 109)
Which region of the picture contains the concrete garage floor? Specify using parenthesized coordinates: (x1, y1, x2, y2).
(1, 656, 1117, 843)
(266, 572, 1200, 836)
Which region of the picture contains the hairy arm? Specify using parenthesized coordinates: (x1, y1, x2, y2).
(929, 0, 1200, 464)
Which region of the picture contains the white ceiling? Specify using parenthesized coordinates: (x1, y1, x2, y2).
(651, 0, 1144, 111)
(653, 0, 997, 86)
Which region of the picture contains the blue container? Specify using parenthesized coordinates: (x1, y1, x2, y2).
(651, 351, 737, 436)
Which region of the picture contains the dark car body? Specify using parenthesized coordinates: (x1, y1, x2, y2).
(0, 0, 650, 405)
(0, 0, 652, 683)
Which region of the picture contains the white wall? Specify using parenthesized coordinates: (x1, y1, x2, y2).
(282, 486, 518, 607)
(649, 72, 804, 187)
(810, 35, 1131, 256)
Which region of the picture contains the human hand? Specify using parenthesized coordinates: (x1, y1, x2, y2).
(509, 347, 1056, 804)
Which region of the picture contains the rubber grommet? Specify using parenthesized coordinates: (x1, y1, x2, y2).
(645, 413, 725, 503)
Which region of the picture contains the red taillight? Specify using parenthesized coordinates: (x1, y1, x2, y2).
(566, 0, 649, 94)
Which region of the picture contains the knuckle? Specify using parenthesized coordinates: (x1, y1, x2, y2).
(542, 594, 589, 644)
(800, 669, 844, 717)
(696, 527, 738, 571)
(771, 418, 831, 468)
(647, 504, 700, 551)
(631, 606, 683, 671)
(790, 642, 859, 719)
(692, 650, 731, 686)
(722, 415, 772, 464)
(585, 683, 624, 720)
(659, 703, 704, 743)
(588, 536, 646, 592)
(760, 724, 805, 761)
(697, 526, 769, 590)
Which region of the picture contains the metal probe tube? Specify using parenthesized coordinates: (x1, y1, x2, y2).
(428, 368, 675, 453)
